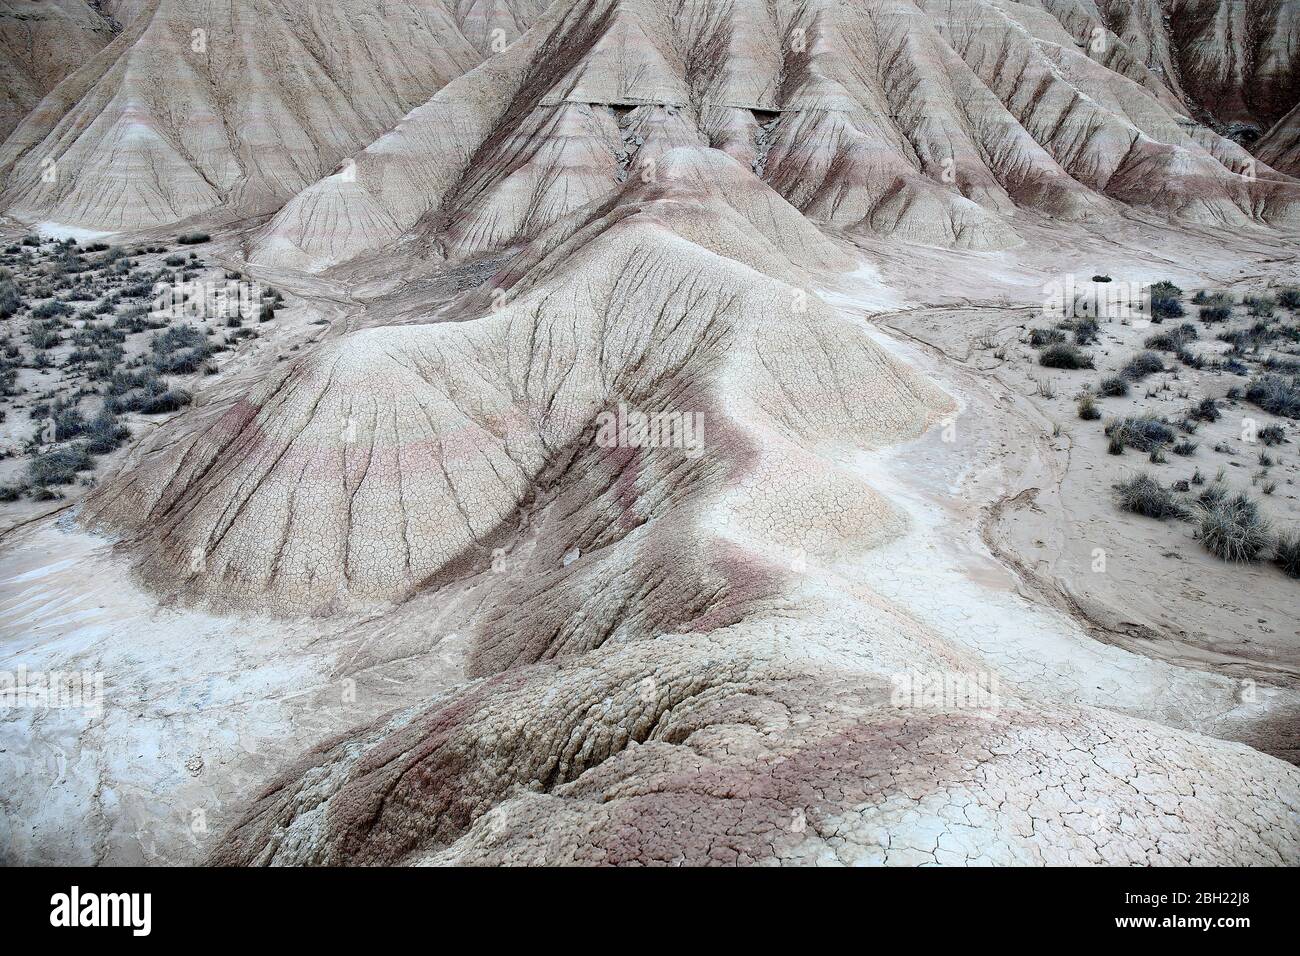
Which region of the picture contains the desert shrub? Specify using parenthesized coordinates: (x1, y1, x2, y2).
(149, 324, 211, 374)
(164, 255, 187, 267)
(1115, 473, 1186, 519)
(0, 277, 20, 318)
(1078, 395, 1100, 420)
(177, 232, 211, 245)
(82, 410, 130, 454)
(1098, 375, 1128, 397)
(0, 485, 21, 502)
(113, 307, 165, 335)
(51, 400, 86, 441)
(138, 386, 191, 414)
(1029, 327, 1065, 347)
(1121, 350, 1164, 380)
(258, 302, 277, 323)
(1187, 397, 1220, 422)
(28, 320, 62, 350)
(1258, 424, 1286, 446)
(1275, 533, 1300, 578)
(1199, 305, 1231, 323)
(1105, 415, 1174, 452)
(1150, 282, 1184, 319)
(1196, 492, 1270, 562)
(1244, 375, 1300, 419)
(1070, 317, 1100, 345)
(29, 299, 70, 321)
(1039, 342, 1094, 369)
(27, 444, 92, 486)
(1172, 439, 1197, 456)
(1244, 294, 1276, 318)
(1144, 324, 1198, 351)
(120, 279, 155, 300)
(1279, 288, 1300, 310)
(109, 376, 191, 415)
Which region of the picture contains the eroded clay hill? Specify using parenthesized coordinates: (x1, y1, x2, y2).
(1257, 102, 1300, 178)
(242, 0, 1300, 276)
(59, 1, 1300, 865)
(1091, 0, 1299, 137)
(0, 0, 116, 141)
(0, 0, 546, 229)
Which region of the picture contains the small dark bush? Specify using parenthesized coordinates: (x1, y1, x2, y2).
(1144, 324, 1198, 352)
(27, 444, 92, 486)
(1121, 351, 1165, 380)
(1244, 375, 1300, 419)
(1198, 305, 1231, 323)
(1279, 288, 1300, 310)
(1188, 397, 1220, 423)
(0, 278, 20, 318)
(1258, 424, 1286, 446)
(1172, 439, 1197, 456)
(82, 410, 130, 454)
(1276, 533, 1300, 578)
(138, 387, 191, 414)
(1197, 492, 1270, 562)
(1115, 473, 1186, 519)
(1030, 327, 1066, 347)
(1098, 375, 1128, 397)
(28, 320, 62, 350)
(1065, 317, 1100, 345)
(51, 400, 86, 441)
(177, 232, 211, 245)
(1039, 343, 1094, 369)
(1105, 416, 1175, 452)
(1078, 395, 1101, 420)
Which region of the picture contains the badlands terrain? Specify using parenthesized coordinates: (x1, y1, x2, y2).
(0, 0, 1298, 866)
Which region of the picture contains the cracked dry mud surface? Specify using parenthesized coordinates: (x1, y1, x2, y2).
(1, 0, 1300, 866)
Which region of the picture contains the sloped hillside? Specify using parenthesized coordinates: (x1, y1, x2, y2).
(1255, 102, 1300, 177)
(0, 0, 545, 229)
(250, 0, 1300, 275)
(0, 0, 116, 141)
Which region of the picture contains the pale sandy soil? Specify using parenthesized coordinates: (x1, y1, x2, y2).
(824, 215, 1300, 758)
(0, 517, 485, 864)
